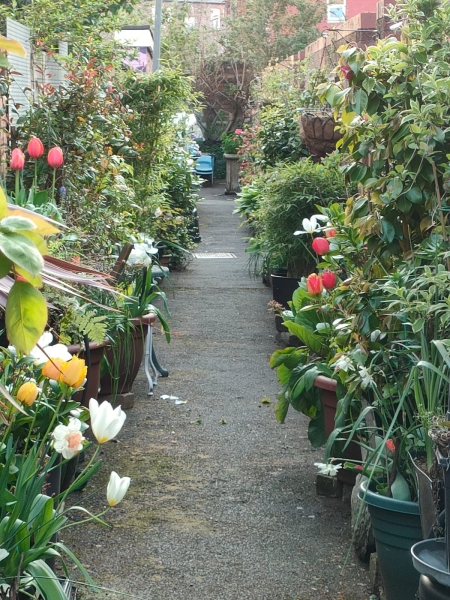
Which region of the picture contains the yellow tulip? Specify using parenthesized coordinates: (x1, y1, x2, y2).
(42, 357, 65, 380)
(17, 381, 39, 406)
(59, 356, 87, 388)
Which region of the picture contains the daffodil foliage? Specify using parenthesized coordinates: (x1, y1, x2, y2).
(0, 188, 60, 353)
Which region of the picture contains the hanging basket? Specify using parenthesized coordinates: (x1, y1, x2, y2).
(299, 111, 342, 158)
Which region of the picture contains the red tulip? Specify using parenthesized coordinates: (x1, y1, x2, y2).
(47, 146, 64, 168)
(27, 137, 44, 159)
(11, 148, 25, 170)
(385, 439, 396, 453)
(311, 237, 330, 255)
(325, 228, 336, 238)
(340, 64, 354, 81)
(306, 273, 323, 296)
(322, 271, 337, 290)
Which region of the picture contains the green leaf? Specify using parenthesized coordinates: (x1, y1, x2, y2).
(0, 548, 9, 561)
(0, 232, 43, 276)
(5, 281, 47, 354)
(26, 560, 68, 600)
(0, 216, 37, 231)
(0, 254, 12, 278)
(412, 318, 425, 333)
(275, 390, 290, 423)
(353, 89, 368, 114)
(283, 321, 328, 356)
(391, 472, 411, 501)
(308, 405, 327, 447)
(381, 219, 396, 243)
(405, 185, 423, 204)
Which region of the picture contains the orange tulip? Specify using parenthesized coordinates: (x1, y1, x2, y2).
(42, 357, 66, 380)
(306, 273, 323, 296)
(17, 381, 39, 406)
(59, 356, 87, 388)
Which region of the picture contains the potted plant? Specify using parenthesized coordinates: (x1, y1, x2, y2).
(221, 129, 244, 195)
(98, 265, 170, 402)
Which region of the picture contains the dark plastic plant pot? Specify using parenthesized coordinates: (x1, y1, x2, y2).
(412, 539, 450, 589)
(271, 275, 299, 333)
(360, 479, 422, 600)
(419, 574, 450, 600)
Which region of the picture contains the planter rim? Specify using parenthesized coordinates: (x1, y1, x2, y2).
(359, 479, 420, 514)
(411, 539, 450, 588)
(314, 375, 337, 392)
(67, 339, 110, 354)
(223, 153, 240, 159)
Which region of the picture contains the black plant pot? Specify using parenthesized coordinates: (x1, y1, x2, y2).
(271, 275, 299, 333)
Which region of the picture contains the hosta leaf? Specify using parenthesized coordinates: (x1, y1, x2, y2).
(5, 281, 47, 354)
(0, 232, 43, 276)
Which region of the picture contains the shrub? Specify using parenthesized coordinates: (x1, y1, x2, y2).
(249, 156, 355, 278)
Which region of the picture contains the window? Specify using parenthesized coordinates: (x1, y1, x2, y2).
(211, 8, 221, 29)
(327, 0, 345, 23)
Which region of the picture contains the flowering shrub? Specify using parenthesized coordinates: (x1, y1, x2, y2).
(221, 129, 245, 155)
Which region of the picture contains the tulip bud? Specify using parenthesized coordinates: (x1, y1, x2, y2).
(325, 229, 336, 238)
(322, 271, 337, 290)
(42, 357, 66, 380)
(11, 148, 25, 170)
(17, 381, 39, 406)
(385, 439, 396, 453)
(47, 146, 64, 168)
(306, 273, 323, 296)
(59, 356, 87, 388)
(27, 137, 45, 159)
(107, 471, 131, 506)
(311, 237, 330, 255)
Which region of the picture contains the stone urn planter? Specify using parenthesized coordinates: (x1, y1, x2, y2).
(224, 153, 241, 195)
(299, 111, 342, 159)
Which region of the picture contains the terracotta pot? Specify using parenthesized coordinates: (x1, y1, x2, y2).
(314, 375, 362, 485)
(68, 340, 110, 407)
(99, 313, 157, 397)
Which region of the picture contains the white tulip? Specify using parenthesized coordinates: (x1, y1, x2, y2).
(29, 331, 72, 364)
(89, 398, 126, 444)
(107, 471, 131, 506)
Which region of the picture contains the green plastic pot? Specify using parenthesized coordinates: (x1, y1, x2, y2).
(359, 480, 423, 600)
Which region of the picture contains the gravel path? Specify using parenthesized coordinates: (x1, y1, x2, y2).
(64, 184, 370, 600)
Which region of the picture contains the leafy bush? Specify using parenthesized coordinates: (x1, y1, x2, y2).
(249, 156, 355, 277)
(256, 105, 308, 167)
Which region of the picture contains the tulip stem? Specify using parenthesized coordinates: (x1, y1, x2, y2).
(51, 168, 56, 204)
(15, 170, 20, 204)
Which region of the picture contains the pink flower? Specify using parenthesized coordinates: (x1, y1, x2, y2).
(325, 228, 336, 238)
(234, 128, 244, 135)
(306, 273, 323, 296)
(11, 148, 25, 170)
(52, 418, 85, 459)
(312, 237, 330, 255)
(322, 271, 337, 290)
(47, 146, 64, 168)
(27, 137, 44, 159)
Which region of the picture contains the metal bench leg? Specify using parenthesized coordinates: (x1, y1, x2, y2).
(144, 324, 157, 396)
(151, 346, 169, 378)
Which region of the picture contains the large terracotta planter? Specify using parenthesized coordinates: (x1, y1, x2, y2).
(314, 375, 361, 485)
(224, 153, 241, 195)
(99, 313, 156, 398)
(68, 340, 110, 407)
(360, 480, 422, 600)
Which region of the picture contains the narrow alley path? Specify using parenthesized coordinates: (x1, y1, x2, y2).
(67, 184, 370, 600)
